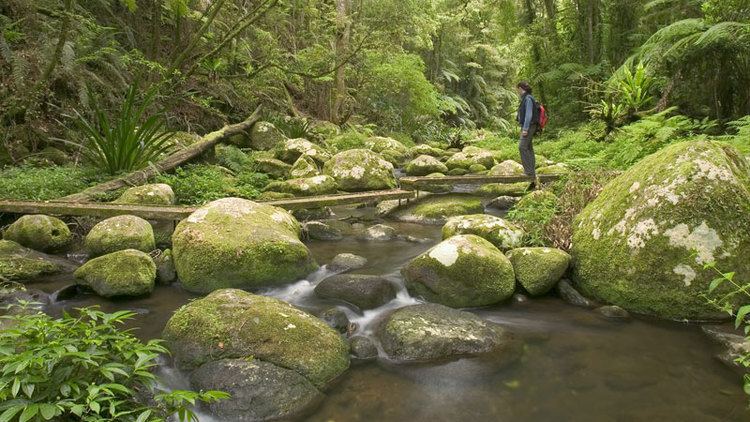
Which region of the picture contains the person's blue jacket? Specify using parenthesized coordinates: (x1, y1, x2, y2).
(517, 93, 535, 132)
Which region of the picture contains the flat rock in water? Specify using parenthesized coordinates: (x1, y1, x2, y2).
(315, 274, 397, 310)
(349, 336, 378, 360)
(595, 305, 631, 320)
(304, 221, 343, 241)
(378, 303, 521, 362)
(0, 240, 67, 282)
(190, 358, 323, 421)
(328, 253, 368, 273)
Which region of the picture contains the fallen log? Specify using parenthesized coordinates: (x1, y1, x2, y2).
(399, 173, 562, 188)
(55, 105, 262, 203)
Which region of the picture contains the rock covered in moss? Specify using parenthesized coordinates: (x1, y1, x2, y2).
(190, 358, 323, 422)
(250, 121, 287, 151)
(442, 214, 524, 251)
(74, 249, 155, 297)
(172, 198, 317, 293)
(114, 184, 175, 205)
(162, 289, 349, 387)
(155, 249, 177, 284)
(446, 149, 495, 170)
(378, 303, 520, 362)
(276, 138, 330, 165)
(475, 182, 529, 197)
(314, 274, 397, 310)
(402, 234, 516, 307)
(290, 155, 320, 178)
(409, 144, 445, 158)
(0, 240, 63, 281)
(365, 136, 410, 165)
(469, 164, 487, 173)
(323, 149, 396, 192)
(255, 157, 292, 179)
(3, 215, 71, 252)
(448, 168, 469, 176)
(572, 141, 750, 319)
(489, 160, 524, 176)
(256, 191, 295, 201)
(85, 215, 155, 257)
(506, 247, 570, 295)
(264, 175, 338, 197)
(404, 155, 449, 176)
(390, 194, 484, 225)
(537, 163, 570, 174)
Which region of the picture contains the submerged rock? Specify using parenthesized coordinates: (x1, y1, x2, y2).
(402, 234, 516, 308)
(378, 303, 520, 362)
(328, 253, 368, 273)
(389, 194, 484, 225)
(0, 240, 64, 281)
(404, 155, 449, 176)
(290, 155, 320, 178)
(323, 149, 397, 192)
(702, 325, 750, 372)
(572, 141, 750, 319)
(74, 249, 156, 298)
(114, 184, 175, 205)
(190, 358, 323, 422)
(595, 305, 631, 320)
(349, 336, 378, 360)
(3, 214, 71, 252)
(556, 280, 595, 308)
(250, 121, 287, 151)
(315, 274, 397, 310)
(506, 247, 571, 295)
(442, 214, 524, 251)
(85, 215, 155, 257)
(172, 198, 317, 294)
(162, 289, 349, 388)
(264, 175, 338, 197)
(318, 307, 351, 333)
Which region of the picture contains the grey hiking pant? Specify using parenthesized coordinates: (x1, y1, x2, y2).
(519, 124, 537, 177)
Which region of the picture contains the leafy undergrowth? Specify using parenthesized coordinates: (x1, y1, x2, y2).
(155, 164, 269, 205)
(0, 165, 111, 201)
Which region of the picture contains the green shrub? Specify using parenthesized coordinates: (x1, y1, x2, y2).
(0, 165, 108, 201)
(215, 145, 255, 174)
(155, 164, 268, 205)
(0, 306, 227, 422)
(507, 190, 559, 247)
(325, 128, 370, 152)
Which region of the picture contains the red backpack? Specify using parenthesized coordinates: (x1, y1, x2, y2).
(537, 102, 548, 130)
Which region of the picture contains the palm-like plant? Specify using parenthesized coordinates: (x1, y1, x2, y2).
(70, 82, 175, 175)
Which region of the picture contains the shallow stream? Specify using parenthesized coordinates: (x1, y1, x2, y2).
(27, 205, 750, 421)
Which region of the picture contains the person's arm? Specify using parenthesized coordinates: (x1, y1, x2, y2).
(522, 97, 533, 136)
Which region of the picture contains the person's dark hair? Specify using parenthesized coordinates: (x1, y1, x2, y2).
(517, 81, 532, 94)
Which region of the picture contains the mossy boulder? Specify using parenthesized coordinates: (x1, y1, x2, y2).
(446, 149, 495, 170)
(264, 175, 338, 197)
(442, 214, 524, 251)
(38, 147, 70, 165)
(114, 184, 176, 205)
(506, 247, 571, 295)
(409, 144, 445, 158)
(276, 138, 330, 165)
(0, 240, 63, 282)
(155, 249, 177, 284)
(323, 149, 396, 192)
(571, 141, 750, 319)
(401, 234, 516, 307)
(390, 194, 484, 225)
(489, 160, 524, 176)
(448, 168, 469, 176)
(365, 136, 410, 165)
(378, 303, 520, 362)
(468, 164, 487, 173)
(404, 155, 449, 176)
(256, 191, 295, 201)
(250, 121, 287, 151)
(85, 215, 155, 257)
(255, 157, 292, 179)
(475, 182, 529, 197)
(3, 215, 71, 252)
(74, 249, 156, 297)
(314, 274, 397, 310)
(289, 155, 320, 178)
(537, 163, 571, 175)
(172, 198, 317, 294)
(162, 289, 349, 388)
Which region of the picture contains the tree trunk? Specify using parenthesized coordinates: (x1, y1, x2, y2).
(332, 0, 352, 124)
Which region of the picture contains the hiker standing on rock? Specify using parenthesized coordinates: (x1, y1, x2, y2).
(516, 81, 541, 190)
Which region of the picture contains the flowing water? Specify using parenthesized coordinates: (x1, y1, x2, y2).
(25, 205, 750, 422)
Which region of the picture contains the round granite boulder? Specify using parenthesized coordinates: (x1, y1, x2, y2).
(404, 155, 449, 176)
(3, 214, 71, 252)
(506, 247, 571, 295)
(314, 274, 397, 310)
(264, 175, 338, 197)
(114, 184, 176, 205)
(84, 215, 155, 257)
(323, 149, 397, 192)
(442, 214, 525, 251)
(74, 249, 156, 297)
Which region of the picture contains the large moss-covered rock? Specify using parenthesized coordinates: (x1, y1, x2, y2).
(378, 303, 520, 362)
(289, 155, 320, 178)
(264, 175, 337, 197)
(404, 155, 449, 176)
(442, 214, 524, 251)
(537, 163, 571, 175)
(250, 121, 287, 151)
(409, 144, 445, 158)
(3, 215, 71, 252)
(255, 157, 292, 179)
(571, 141, 750, 319)
(365, 136, 410, 165)
(162, 289, 349, 387)
(390, 194, 484, 225)
(0, 240, 63, 281)
(506, 247, 570, 295)
(190, 359, 323, 421)
(74, 249, 156, 297)
(172, 198, 317, 293)
(402, 234, 516, 307)
(275, 138, 330, 165)
(475, 182, 529, 197)
(488, 160, 524, 176)
(446, 149, 495, 170)
(84, 215, 155, 257)
(114, 184, 176, 205)
(323, 149, 396, 192)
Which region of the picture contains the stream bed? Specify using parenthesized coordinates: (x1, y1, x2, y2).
(25, 206, 750, 422)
